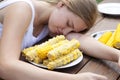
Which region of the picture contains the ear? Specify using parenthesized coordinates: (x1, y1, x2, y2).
(56, 1, 65, 8)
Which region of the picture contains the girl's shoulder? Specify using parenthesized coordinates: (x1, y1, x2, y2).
(0, 0, 35, 23)
(0, 0, 32, 12)
(0, 0, 34, 13)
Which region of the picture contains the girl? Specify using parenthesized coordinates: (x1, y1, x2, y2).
(0, 0, 119, 80)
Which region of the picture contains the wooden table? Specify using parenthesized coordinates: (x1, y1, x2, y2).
(55, 0, 120, 80)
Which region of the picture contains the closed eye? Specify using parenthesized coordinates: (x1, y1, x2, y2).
(67, 20, 74, 29)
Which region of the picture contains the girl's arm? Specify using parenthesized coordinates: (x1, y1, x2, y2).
(0, 2, 108, 80)
(0, 2, 73, 80)
(66, 32, 120, 63)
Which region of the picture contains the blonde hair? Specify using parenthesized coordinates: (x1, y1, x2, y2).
(41, 0, 98, 29)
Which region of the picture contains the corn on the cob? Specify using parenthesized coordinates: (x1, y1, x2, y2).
(43, 59, 52, 66)
(24, 48, 39, 61)
(36, 35, 66, 59)
(47, 39, 80, 60)
(22, 45, 38, 56)
(22, 45, 42, 63)
(113, 42, 120, 49)
(52, 39, 69, 48)
(22, 35, 65, 63)
(112, 24, 120, 49)
(98, 31, 112, 44)
(22, 35, 82, 69)
(23, 35, 65, 53)
(114, 24, 120, 42)
(36, 43, 53, 60)
(37, 39, 69, 60)
(46, 49, 82, 70)
(113, 24, 120, 49)
(34, 56, 42, 64)
(48, 35, 65, 44)
(106, 31, 116, 47)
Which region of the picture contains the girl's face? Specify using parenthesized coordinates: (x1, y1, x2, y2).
(48, 2, 87, 36)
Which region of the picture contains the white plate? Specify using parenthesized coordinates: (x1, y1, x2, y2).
(98, 3, 120, 15)
(29, 54, 83, 69)
(91, 30, 114, 39)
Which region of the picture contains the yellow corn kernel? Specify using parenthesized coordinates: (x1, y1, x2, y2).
(47, 39, 80, 60)
(22, 45, 42, 63)
(25, 49, 37, 61)
(47, 49, 82, 70)
(113, 24, 120, 49)
(37, 37, 67, 60)
(43, 59, 52, 66)
(47, 35, 65, 45)
(34, 56, 42, 64)
(22, 45, 37, 55)
(98, 31, 112, 44)
(114, 24, 120, 42)
(22, 35, 65, 63)
(52, 39, 69, 48)
(37, 44, 53, 60)
(106, 31, 116, 47)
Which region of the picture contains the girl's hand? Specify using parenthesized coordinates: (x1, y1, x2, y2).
(72, 72, 108, 80)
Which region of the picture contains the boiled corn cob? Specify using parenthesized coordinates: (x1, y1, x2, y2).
(106, 31, 116, 47)
(22, 35, 65, 63)
(22, 35, 82, 68)
(47, 49, 82, 70)
(47, 39, 80, 60)
(37, 35, 65, 60)
(52, 39, 69, 48)
(22, 45, 38, 56)
(34, 56, 42, 64)
(23, 35, 65, 54)
(114, 23, 120, 43)
(98, 31, 112, 44)
(48, 35, 65, 44)
(22, 45, 42, 63)
(43, 59, 51, 66)
(37, 39, 69, 60)
(113, 42, 120, 49)
(43, 39, 73, 66)
(113, 24, 120, 49)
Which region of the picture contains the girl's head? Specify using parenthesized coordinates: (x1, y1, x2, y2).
(41, 0, 98, 35)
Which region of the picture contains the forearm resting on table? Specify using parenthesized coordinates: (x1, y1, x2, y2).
(66, 33, 120, 62)
(0, 59, 73, 80)
(0, 59, 108, 80)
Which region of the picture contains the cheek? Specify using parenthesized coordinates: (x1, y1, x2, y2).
(48, 18, 62, 34)
(48, 14, 57, 33)
(48, 13, 67, 34)
(79, 26, 87, 32)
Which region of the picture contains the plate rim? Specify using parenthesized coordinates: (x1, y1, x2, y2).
(29, 54, 83, 69)
(91, 30, 115, 39)
(98, 3, 120, 15)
